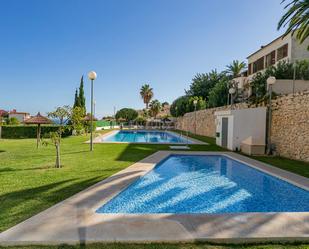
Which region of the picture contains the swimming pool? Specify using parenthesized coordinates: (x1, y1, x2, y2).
(99, 130, 195, 144)
(97, 155, 309, 213)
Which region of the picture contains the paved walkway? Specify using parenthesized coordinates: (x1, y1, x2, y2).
(0, 151, 308, 246)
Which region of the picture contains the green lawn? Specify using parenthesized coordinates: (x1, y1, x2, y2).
(175, 130, 309, 178)
(250, 156, 309, 178)
(1, 242, 308, 249)
(0, 132, 220, 233)
(0, 131, 308, 249)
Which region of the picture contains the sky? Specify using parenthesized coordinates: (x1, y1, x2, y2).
(0, 0, 285, 117)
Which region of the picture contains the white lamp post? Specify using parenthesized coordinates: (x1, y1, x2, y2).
(193, 99, 198, 134)
(229, 88, 236, 106)
(266, 76, 276, 155)
(94, 100, 96, 118)
(88, 71, 97, 151)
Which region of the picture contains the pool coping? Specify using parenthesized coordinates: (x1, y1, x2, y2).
(91, 130, 206, 145)
(0, 151, 308, 245)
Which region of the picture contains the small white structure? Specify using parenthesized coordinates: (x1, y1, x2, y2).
(215, 107, 267, 153)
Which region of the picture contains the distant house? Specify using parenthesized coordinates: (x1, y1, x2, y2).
(0, 109, 8, 118)
(8, 109, 30, 123)
(0, 110, 8, 124)
(157, 103, 170, 118)
(233, 33, 309, 98)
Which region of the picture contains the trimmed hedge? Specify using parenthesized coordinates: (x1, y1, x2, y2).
(96, 120, 117, 127)
(1, 125, 72, 139)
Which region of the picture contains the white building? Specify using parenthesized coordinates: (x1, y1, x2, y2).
(8, 109, 30, 123)
(215, 107, 267, 154)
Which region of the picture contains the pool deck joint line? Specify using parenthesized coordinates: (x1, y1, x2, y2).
(0, 151, 308, 245)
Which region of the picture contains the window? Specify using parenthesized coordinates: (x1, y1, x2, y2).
(248, 63, 252, 75)
(265, 50, 276, 67)
(253, 57, 264, 73)
(277, 44, 288, 60)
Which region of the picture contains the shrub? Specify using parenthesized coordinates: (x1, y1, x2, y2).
(296, 59, 309, 80)
(134, 116, 147, 125)
(96, 120, 117, 127)
(1, 125, 72, 139)
(249, 59, 309, 104)
(6, 117, 20, 125)
(170, 96, 206, 117)
(170, 96, 190, 117)
(70, 106, 84, 135)
(115, 108, 138, 122)
(208, 79, 229, 108)
(84, 121, 97, 133)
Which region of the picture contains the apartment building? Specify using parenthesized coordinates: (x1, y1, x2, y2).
(234, 33, 309, 98)
(247, 33, 309, 77)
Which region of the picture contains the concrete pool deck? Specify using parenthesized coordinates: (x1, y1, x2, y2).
(92, 130, 206, 144)
(0, 151, 308, 245)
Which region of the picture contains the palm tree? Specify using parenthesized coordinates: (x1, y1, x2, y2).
(149, 99, 161, 118)
(278, 0, 309, 50)
(140, 84, 154, 109)
(225, 60, 247, 78)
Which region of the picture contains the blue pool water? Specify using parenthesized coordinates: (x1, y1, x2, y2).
(97, 155, 309, 213)
(102, 130, 192, 144)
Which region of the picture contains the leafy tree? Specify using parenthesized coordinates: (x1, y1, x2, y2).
(161, 101, 169, 107)
(47, 105, 72, 125)
(208, 79, 229, 108)
(6, 117, 20, 125)
(250, 72, 268, 102)
(188, 96, 206, 111)
(134, 116, 147, 125)
(140, 84, 154, 109)
(278, 0, 309, 50)
(185, 71, 223, 101)
(84, 120, 97, 134)
(43, 129, 63, 168)
(115, 108, 138, 122)
(149, 99, 161, 118)
(141, 108, 150, 118)
(170, 96, 190, 117)
(79, 76, 86, 114)
(170, 96, 205, 117)
(296, 59, 309, 79)
(225, 60, 246, 78)
(71, 106, 85, 135)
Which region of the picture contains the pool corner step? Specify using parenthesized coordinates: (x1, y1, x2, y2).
(169, 145, 190, 150)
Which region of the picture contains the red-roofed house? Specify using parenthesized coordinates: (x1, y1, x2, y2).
(0, 109, 8, 117)
(8, 109, 30, 123)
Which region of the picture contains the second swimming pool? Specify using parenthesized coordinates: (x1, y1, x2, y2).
(100, 130, 194, 144)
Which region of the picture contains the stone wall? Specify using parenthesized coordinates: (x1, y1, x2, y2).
(175, 103, 248, 137)
(272, 79, 309, 95)
(271, 91, 309, 162)
(175, 92, 309, 162)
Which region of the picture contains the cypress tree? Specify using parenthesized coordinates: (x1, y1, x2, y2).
(79, 76, 86, 113)
(73, 89, 80, 108)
